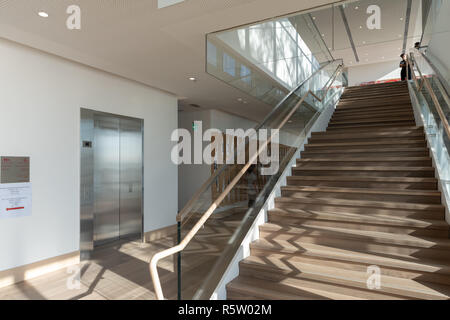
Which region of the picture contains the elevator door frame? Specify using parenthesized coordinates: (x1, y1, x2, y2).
(80, 108, 144, 261)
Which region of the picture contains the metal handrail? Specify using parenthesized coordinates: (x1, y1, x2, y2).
(175, 60, 340, 225)
(149, 63, 343, 300)
(407, 52, 450, 141)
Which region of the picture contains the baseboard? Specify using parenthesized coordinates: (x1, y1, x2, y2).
(144, 224, 177, 243)
(0, 251, 80, 289)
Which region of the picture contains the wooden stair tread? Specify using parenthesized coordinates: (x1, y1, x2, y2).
(240, 256, 450, 300)
(227, 275, 405, 300)
(281, 185, 440, 197)
(297, 157, 431, 162)
(293, 166, 434, 171)
(275, 196, 444, 211)
(268, 208, 449, 230)
(306, 140, 425, 147)
(251, 239, 450, 275)
(260, 222, 450, 249)
(286, 176, 437, 183)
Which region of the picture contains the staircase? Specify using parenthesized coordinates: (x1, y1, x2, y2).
(226, 81, 450, 300)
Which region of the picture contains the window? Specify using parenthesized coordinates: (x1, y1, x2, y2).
(240, 65, 251, 84)
(223, 53, 236, 76)
(207, 41, 217, 66)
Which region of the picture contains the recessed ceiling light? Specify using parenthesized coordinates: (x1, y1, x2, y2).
(321, 34, 325, 37)
(38, 11, 49, 18)
(237, 98, 243, 102)
(188, 77, 197, 81)
(359, 26, 363, 29)
(400, 17, 404, 21)
(355, 6, 359, 10)
(312, 16, 316, 20)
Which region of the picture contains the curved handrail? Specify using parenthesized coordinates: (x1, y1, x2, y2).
(150, 63, 343, 300)
(175, 60, 339, 224)
(407, 52, 450, 141)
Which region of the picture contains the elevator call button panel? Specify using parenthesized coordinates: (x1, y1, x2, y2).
(0, 157, 30, 184)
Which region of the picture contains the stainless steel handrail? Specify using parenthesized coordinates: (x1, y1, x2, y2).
(175, 60, 340, 225)
(149, 63, 343, 300)
(408, 52, 450, 141)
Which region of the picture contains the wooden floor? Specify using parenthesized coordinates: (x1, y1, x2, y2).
(0, 237, 179, 300)
(0, 209, 246, 300)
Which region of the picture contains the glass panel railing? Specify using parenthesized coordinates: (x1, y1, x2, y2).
(206, 6, 334, 107)
(174, 60, 344, 300)
(408, 50, 450, 229)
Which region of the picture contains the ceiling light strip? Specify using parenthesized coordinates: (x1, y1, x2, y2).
(402, 0, 413, 53)
(339, 5, 359, 63)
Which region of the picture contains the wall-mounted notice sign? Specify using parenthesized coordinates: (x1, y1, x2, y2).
(0, 157, 30, 183)
(0, 183, 32, 219)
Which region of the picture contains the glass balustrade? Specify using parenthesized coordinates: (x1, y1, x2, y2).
(174, 60, 344, 300)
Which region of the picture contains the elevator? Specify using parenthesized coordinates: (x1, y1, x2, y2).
(80, 109, 143, 260)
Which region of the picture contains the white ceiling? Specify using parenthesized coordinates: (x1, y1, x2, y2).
(0, 0, 339, 122)
(0, 0, 424, 121)
(310, 0, 423, 66)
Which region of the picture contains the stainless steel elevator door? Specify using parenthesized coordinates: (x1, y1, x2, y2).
(119, 118, 143, 239)
(93, 115, 121, 246)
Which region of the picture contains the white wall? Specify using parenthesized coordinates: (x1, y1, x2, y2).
(177, 110, 212, 211)
(0, 38, 178, 272)
(347, 60, 401, 86)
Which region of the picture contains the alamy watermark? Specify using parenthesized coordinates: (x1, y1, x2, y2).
(171, 121, 280, 175)
(366, 265, 382, 290)
(66, 5, 81, 30)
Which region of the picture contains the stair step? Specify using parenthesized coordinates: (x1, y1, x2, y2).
(296, 157, 431, 167)
(227, 275, 405, 300)
(275, 196, 444, 216)
(325, 125, 422, 134)
(268, 209, 448, 238)
(238, 256, 450, 300)
(301, 148, 429, 159)
(339, 95, 411, 104)
(312, 128, 422, 138)
(341, 93, 410, 101)
(327, 121, 417, 131)
(337, 101, 412, 111)
(345, 82, 406, 90)
(250, 239, 450, 281)
(280, 185, 441, 204)
(258, 224, 450, 261)
(305, 140, 427, 151)
(292, 166, 435, 178)
(334, 105, 413, 113)
(308, 135, 425, 145)
(333, 108, 414, 118)
(329, 117, 416, 126)
(268, 208, 448, 231)
(332, 111, 415, 122)
(260, 222, 450, 250)
(286, 176, 438, 190)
